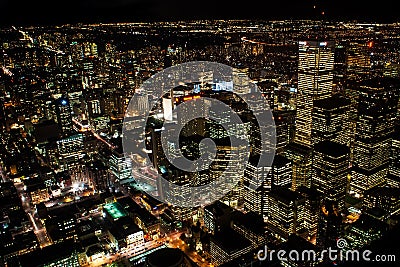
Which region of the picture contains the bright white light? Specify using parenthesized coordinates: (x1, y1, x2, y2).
(72, 183, 80, 191)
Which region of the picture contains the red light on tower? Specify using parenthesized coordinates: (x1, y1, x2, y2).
(368, 41, 373, 48)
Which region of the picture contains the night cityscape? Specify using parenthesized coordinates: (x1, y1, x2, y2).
(1, 2, 400, 267)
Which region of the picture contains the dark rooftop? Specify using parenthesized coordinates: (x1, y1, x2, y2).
(286, 141, 312, 154)
(358, 77, 400, 90)
(280, 234, 317, 252)
(18, 240, 78, 267)
(297, 186, 322, 201)
(211, 228, 252, 254)
(313, 94, 351, 110)
(273, 154, 291, 167)
(365, 207, 389, 220)
(109, 216, 142, 240)
(232, 211, 266, 235)
(351, 214, 389, 233)
(117, 196, 142, 212)
(269, 186, 304, 205)
(135, 207, 159, 226)
(314, 140, 350, 158)
(364, 187, 400, 199)
(24, 179, 47, 192)
(33, 119, 61, 143)
(146, 248, 185, 267)
(204, 201, 235, 218)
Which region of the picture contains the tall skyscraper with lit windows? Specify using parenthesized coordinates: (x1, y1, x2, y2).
(388, 127, 400, 187)
(346, 41, 372, 78)
(243, 156, 271, 216)
(295, 40, 335, 147)
(312, 140, 350, 211)
(350, 78, 400, 196)
(54, 97, 73, 137)
(312, 95, 351, 146)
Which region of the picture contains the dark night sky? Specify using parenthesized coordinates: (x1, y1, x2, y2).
(0, 0, 397, 25)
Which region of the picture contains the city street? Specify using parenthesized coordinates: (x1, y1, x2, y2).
(14, 182, 53, 248)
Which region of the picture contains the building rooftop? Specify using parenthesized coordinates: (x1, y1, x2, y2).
(314, 140, 350, 157)
(280, 234, 317, 252)
(313, 94, 351, 110)
(359, 77, 400, 90)
(109, 216, 142, 240)
(33, 119, 61, 143)
(351, 214, 388, 233)
(286, 141, 312, 154)
(117, 196, 142, 212)
(135, 207, 159, 226)
(365, 207, 388, 220)
(204, 201, 235, 218)
(211, 228, 252, 254)
(297, 186, 322, 201)
(232, 211, 265, 236)
(47, 203, 80, 219)
(104, 202, 128, 220)
(269, 186, 304, 205)
(146, 248, 186, 267)
(273, 154, 291, 167)
(0, 182, 19, 210)
(17, 240, 78, 267)
(364, 186, 400, 199)
(24, 178, 47, 192)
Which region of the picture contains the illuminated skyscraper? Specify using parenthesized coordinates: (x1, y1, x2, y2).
(284, 142, 312, 190)
(243, 156, 271, 216)
(346, 41, 372, 79)
(214, 140, 248, 208)
(271, 154, 292, 188)
(267, 186, 305, 240)
(273, 110, 296, 154)
(388, 129, 400, 188)
(312, 95, 351, 146)
(287, 41, 335, 190)
(109, 146, 133, 185)
(312, 140, 350, 211)
(176, 95, 207, 137)
(54, 97, 73, 136)
(297, 186, 321, 242)
(295, 40, 335, 146)
(244, 154, 292, 221)
(56, 134, 84, 173)
(350, 78, 400, 196)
